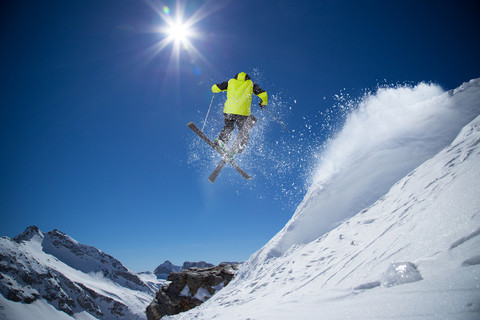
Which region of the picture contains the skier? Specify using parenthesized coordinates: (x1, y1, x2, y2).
(211, 72, 268, 154)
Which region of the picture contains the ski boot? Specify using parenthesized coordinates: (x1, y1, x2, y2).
(214, 138, 228, 153)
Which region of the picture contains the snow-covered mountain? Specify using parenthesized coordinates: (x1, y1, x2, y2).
(165, 78, 480, 320)
(0, 226, 165, 320)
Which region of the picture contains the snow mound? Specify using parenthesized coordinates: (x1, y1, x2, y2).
(382, 262, 422, 287)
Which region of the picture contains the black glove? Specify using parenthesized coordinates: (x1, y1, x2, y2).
(259, 102, 266, 109)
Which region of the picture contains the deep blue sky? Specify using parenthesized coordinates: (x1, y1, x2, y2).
(1, 0, 479, 271)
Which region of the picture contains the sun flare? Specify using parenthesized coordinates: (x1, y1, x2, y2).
(143, 0, 227, 78)
(166, 21, 192, 44)
(146, 2, 202, 61)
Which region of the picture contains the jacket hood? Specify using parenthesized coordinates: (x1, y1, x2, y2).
(234, 72, 251, 81)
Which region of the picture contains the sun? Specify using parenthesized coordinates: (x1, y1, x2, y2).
(147, 1, 202, 55)
(143, 0, 227, 78)
(166, 20, 192, 44)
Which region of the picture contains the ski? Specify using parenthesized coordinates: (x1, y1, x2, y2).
(187, 122, 251, 182)
(207, 116, 257, 183)
(208, 142, 239, 183)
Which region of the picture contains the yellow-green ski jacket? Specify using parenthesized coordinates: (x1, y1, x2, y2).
(211, 72, 268, 116)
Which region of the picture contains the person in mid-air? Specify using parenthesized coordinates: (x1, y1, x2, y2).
(211, 72, 268, 154)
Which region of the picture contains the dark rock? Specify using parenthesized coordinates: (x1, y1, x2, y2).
(13, 226, 44, 243)
(6, 289, 23, 302)
(146, 263, 240, 320)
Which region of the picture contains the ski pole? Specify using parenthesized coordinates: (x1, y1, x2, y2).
(201, 93, 215, 132)
(262, 106, 290, 133)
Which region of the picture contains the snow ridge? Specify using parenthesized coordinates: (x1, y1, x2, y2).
(267, 78, 480, 258)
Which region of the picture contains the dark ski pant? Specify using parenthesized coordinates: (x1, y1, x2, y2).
(218, 113, 251, 151)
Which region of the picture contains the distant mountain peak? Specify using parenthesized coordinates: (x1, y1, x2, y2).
(50, 228, 66, 236)
(154, 260, 182, 278)
(12, 225, 44, 243)
(154, 261, 216, 279)
(182, 261, 214, 270)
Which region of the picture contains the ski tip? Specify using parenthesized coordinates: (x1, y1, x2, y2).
(187, 121, 194, 127)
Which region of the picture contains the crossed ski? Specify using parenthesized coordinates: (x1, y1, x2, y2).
(187, 120, 255, 183)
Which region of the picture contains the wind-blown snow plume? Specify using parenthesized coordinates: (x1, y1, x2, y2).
(266, 79, 480, 257)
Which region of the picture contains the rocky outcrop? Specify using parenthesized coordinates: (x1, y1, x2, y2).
(146, 263, 240, 320)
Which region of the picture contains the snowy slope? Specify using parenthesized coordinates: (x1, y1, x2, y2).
(0, 227, 166, 320)
(166, 78, 480, 320)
